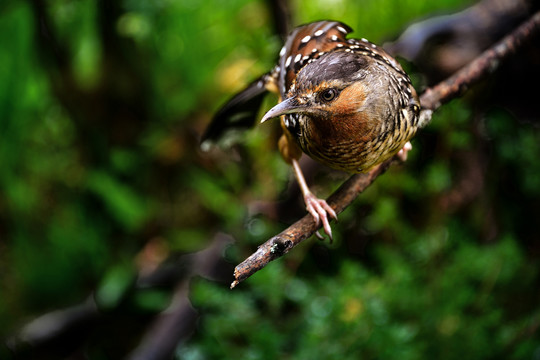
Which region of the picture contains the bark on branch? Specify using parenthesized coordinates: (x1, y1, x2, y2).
(230, 10, 540, 289)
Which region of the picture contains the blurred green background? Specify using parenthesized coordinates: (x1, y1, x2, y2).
(1, 0, 540, 359)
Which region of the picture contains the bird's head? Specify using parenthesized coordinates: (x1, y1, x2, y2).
(261, 51, 372, 128)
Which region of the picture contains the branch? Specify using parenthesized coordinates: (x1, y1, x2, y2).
(419, 10, 540, 111)
(8, 235, 233, 359)
(231, 161, 391, 288)
(230, 10, 540, 289)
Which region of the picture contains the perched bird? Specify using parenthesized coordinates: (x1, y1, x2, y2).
(202, 21, 425, 239)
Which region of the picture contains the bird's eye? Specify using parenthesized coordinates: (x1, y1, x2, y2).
(320, 88, 337, 102)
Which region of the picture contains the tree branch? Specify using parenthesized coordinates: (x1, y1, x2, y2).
(8, 235, 233, 359)
(419, 10, 540, 111)
(230, 10, 540, 289)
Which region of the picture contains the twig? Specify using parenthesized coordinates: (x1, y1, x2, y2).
(231, 161, 391, 288)
(419, 10, 540, 111)
(230, 10, 540, 289)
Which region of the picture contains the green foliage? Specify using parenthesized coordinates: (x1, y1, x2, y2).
(1, 0, 539, 358)
(188, 234, 537, 359)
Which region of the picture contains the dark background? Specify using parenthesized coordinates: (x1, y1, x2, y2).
(1, 0, 539, 358)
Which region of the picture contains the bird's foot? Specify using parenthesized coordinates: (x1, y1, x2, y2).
(304, 192, 338, 242)
(396, 141, 413, 162)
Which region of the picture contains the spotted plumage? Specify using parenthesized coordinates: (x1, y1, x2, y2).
(202, 21, 424, 239)
(259, 21, 421, 173)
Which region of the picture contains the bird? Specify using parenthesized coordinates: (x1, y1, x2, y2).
(202, 21, 425, 240)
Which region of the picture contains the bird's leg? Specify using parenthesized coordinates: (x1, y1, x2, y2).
(396, 141, 413, 162)
(291, 159, 337, 241)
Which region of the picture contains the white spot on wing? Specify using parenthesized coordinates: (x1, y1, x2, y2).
(301, 35, 311, 43)
(314, 29, 324, 37)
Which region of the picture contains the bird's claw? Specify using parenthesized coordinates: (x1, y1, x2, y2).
(304, 193, 338, 242)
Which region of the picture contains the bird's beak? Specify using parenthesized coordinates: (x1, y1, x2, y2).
(260, 97, 305, 123)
